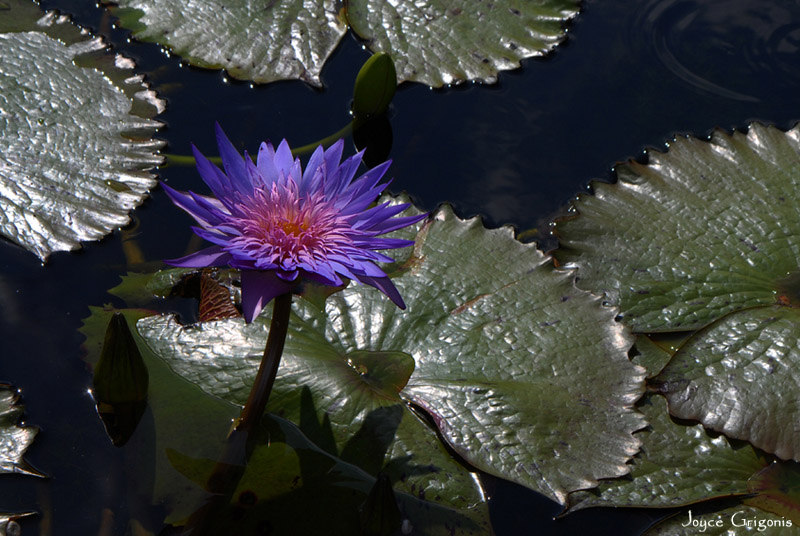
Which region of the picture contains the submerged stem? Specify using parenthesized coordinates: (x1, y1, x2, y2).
(236, 292, 292, 434)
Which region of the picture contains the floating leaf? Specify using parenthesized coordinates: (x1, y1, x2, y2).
(568, 394, 767, 511)
(137, 201, 645, 505)
(654, 306, 800, 461)
(554, 123, 800, 333)
(746, 461, 800, 523)
(0, 0, 164, 260)
(346, 0, 580, 86)
(631, 335, 673, 378)
(105, 0, 348, 87)
(0, 385, 42, 478)
(106, 0, 579, 87)
(168, 414, 488, 535)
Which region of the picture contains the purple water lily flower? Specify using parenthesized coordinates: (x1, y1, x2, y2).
(163, 125, 426, 323)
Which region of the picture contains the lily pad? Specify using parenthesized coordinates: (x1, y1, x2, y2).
(567, 394, 767, 511)
(554, 123, 800, 333)
(653, 305, 800, 462)
(106, 0, 579, 87)
(0, 385, 42, 477)
(0, 0, 164, 260)
(346, 0, 580, 86)
(137, 202, 645, 505)
(746, 461, 800, 523)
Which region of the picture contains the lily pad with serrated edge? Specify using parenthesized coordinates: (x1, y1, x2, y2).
(136, 200, 645, 506)
(105, 0, 579, 87)
(104, 0, 348, 87)
(567, 394, 767, 512)
(0, 0, 164, 261)
(653, 305, 800, 462)
(346, 0, 580, 87)
(82, 306, 489, 534)
(554, 123, 800, 333)
(0, 384, 43, 477)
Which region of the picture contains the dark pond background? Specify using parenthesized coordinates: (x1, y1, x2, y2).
(2, 0, 800, 534)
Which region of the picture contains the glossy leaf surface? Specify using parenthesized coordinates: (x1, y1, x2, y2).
(654, 306, 800, 461)
(0, 0, 164, 260)
(554, 123, 800, 333)
(137, 202, 645, 505)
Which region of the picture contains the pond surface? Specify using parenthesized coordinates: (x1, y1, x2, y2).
(2, 0, 800, 534)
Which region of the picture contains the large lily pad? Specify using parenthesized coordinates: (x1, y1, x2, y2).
(554, 123, 800, 333)
(137, 202, 645, 505)
(653, 306, 800, 461)
(568, 394, 767, 511)
(105, 0, 348, 87)
(106, 0, 579, 87)
(82, 307, 487, 534)
(345, 0, 579, 86)
(0, 0, 164, 260)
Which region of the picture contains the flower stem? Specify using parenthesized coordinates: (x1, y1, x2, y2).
(236, 292, 292, 433)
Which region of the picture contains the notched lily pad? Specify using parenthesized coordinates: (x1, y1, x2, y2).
(654, 305, 800, 462)
(0, 0, 164, 260)
(137, 200, 645, 506)
(346, 0, 580, 86)
(0, 385, 43, 478)
(554, 122, 800, 333)
(106, 0, 579, 87)
(567, 394, 767, 512)
(105, 0, 348, 87)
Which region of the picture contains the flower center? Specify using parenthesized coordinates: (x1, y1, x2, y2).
(226, 181, 352, 270)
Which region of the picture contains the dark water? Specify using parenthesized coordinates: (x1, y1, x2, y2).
(2, 0, 800, 534)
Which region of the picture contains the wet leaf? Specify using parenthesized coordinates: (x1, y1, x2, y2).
(106, 0, 578, 87)
(0, 0, 164, 260)
(0, 385, 43, 477)
(567, 395, 767, 511)
(554, 123, 800, 333)
(632, 334, 673, 378)
(346, 0, 580, 86)
(105, 0, 348, 87)
(137, 200, 645, 505)
(654, 306, 800, 461)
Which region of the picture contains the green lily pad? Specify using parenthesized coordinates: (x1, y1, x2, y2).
(632, 334, 674, 378)
(106, 0, 578, 87)
(105, 0, 348, 87)
(167, 414, 489, 535)
(746, 461, 800, 523)
(0, 0, 164, 260)
(346, 0, 579, 86)
(0, 385, 43, 477)
(137, 202, 645, 505)
(653, 305, 800, 462)
(644, 505, 799, 535)
(82, 307, 487, 534)
(567, 394, 767, 511)
(554, 123, 800, 333)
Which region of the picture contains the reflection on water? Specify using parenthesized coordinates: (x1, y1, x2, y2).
(628, 0, 800, 102)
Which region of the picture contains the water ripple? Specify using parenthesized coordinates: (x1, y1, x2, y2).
(627, 0, 800, 102)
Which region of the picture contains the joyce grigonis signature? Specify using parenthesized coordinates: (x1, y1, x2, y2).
(681, 509, 793, 532)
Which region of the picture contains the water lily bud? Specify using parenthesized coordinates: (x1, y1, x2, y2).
(93, 312, 149, 404)
(352, 53, 397, 120)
